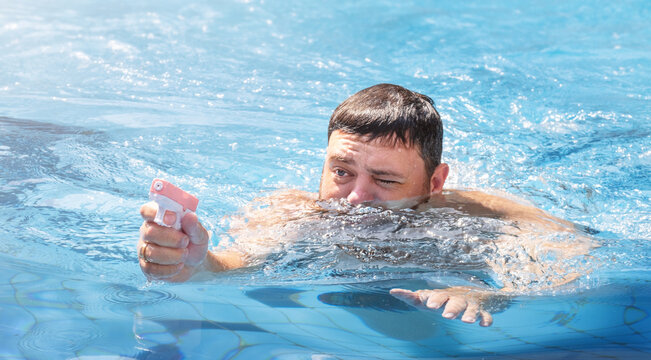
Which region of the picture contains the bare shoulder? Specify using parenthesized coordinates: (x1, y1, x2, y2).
(229, 189, 320, 233)
(434, 189, 574, 231)
(447, 189, 538, 215)
(252, 189, 318, 205)
(248, 189, 320, 219)
(222, 189, 321, 262)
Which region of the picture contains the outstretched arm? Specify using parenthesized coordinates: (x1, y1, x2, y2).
(396, 190, 595, 326)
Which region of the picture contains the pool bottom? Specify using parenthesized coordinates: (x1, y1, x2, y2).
(1, 255, 649, 359)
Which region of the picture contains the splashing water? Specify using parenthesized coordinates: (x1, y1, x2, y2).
(216, 191, 597, 293)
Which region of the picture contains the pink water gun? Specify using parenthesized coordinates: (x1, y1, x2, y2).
(148, 179, 199, 230)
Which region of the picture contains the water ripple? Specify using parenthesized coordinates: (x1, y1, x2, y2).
(19, 321, 100, 356)
(103, 284, 177, 306)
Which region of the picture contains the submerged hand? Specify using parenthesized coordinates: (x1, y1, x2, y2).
(138, 202, 210, 282)
(390, 286, 499, 327)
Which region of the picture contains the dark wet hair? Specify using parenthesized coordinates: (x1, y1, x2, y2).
(328, 83, 443, 176)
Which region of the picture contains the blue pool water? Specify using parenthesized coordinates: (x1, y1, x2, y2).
(1, 0, 650, 358)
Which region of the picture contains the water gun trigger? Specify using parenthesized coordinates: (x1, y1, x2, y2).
(153, 203, 173, 229)
(148, 179, 199, 230)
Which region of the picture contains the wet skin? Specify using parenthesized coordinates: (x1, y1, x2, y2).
(138, 131, 523, 327)
(318, 131, 448, 205)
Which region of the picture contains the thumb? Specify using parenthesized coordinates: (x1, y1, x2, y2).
(185, 239, 209, 266)
(181, 212, 209, 245)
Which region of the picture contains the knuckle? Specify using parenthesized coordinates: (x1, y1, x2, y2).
(139, 222, 147, 234)
(141, 222, 160, 241)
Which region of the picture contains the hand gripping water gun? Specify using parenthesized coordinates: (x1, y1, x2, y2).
(149, 179, 199, 230)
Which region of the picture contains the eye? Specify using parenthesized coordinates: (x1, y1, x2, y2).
(334, 169, 348, 177)
(377, 179, 398, 185)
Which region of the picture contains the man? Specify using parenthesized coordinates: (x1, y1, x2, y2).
(138, 84, 586, 327)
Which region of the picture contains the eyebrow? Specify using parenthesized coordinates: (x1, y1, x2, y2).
(328, 152, 355, 164)
(328, 153, 405, 179)
(368, 168, 403, 178)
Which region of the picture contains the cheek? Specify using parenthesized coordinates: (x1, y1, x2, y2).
(319, 173, 347, 199)
(411, 179, 431, 198)
(374, 188, 402, 202)
(376, 181, 427, 202)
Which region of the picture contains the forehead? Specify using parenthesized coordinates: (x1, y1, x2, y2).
(327, 130, 415, 152)
(326, 131, 424, 168)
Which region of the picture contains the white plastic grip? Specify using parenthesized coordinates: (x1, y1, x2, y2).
(148, 179, 199, 230)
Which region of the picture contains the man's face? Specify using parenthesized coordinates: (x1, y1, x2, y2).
(318, 130, 432, 206)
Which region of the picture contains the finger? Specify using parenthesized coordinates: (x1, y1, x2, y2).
(142, 242, 188, 265)
(140, 202, 158, 220)
(140, 221, 189, 248)
(479, 310, 493, 327)
(389, 289, 422, 305)
(181, 212, 209, 246)
(139, 259, 184, 279)
(424, 291, 450, 310)
(141, 202, 177, 226)
(163, 210, 177, 226)
(442, 296, 468, 319)
(461, 301, 480, 323)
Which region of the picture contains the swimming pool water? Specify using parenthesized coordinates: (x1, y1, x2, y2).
(1, 0, 650, 358)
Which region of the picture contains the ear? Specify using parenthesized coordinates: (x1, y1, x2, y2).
(429, 163, 449, 194)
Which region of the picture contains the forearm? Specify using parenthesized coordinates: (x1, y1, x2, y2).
(202, 249, 248, 272)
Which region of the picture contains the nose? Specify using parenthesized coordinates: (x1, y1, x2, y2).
(346, 181, 374, 205)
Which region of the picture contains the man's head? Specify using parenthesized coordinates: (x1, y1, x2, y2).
(319, 83, 449, 205)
